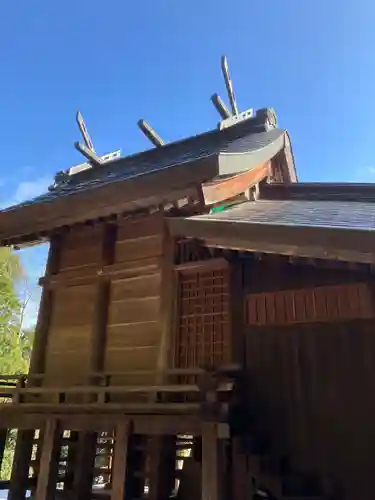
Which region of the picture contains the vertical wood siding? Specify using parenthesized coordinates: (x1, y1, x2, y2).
(243, 258, 375, 500)
(41, 213, 165, 387)
(245, 283, 374, 326)
(105, 214, 163, 385)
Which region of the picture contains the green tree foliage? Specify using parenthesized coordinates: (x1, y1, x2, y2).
(0, 247, 35, 480)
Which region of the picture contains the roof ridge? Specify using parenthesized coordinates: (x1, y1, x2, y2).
(51, 108, 277, 190)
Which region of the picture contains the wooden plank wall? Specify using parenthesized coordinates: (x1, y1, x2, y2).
(242, 257, 375, 500)
(41, 212, 165, 386)
(105, 214, 164, 384)
(44, 226, 101, 385)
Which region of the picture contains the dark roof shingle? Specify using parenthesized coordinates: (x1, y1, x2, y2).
(2, 108, 285, 213)
(188, 199, 375, 232)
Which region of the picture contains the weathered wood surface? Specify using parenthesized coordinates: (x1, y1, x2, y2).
(34, 213, 166, 389)
(28, 233, 57, 377)
(8, 430, 34, 500)
(1, 156, 212, 245)
(105, 214, 164, 382)
(173, 258, 232, 374)
(243, 257, 375, 500)
(202, 161, 269, 205)
(72, 432, 97, 500)
(110, 421, 131, 500)
(147, 435, 176, 500)
(35, 419, 61, 500)
(156, 221, 176, 382)
(168, 211, 375, 264)
(201, 423, 222, 500)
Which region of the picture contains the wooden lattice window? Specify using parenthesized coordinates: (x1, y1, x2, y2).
(173, 259, 231, 369)
(245, 282, 375, 326)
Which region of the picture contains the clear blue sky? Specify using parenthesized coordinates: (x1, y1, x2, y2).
(1, 0, 374, 323)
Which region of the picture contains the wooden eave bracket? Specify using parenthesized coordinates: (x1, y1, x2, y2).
(201, 162, 270, 206)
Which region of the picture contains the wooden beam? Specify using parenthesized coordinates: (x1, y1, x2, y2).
(9, 381, 232, 396)
(0, 412, 204, 435)
(111, 420, 131, 500)
(174, 257, 228, 274)
(40, 256, 160, 289)
(201, 162, 269, 206)
(169, 216, 375, 265)
(35, 419, 61, 500)
(201, 423, 221, 500)
(8, 430, 34, 500)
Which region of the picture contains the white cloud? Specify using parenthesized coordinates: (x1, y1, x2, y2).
(13, 177, 50, 202)
(0, 176, 51, 210)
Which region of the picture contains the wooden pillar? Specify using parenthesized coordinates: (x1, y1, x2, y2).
(8, 429, 34, 500)
(156, 220, 176, 382)
(29, 234, 60, 377)
(28, 290, 53, 378)
(72, 432, 97, 500)
(0, 429, 7, 471)
(201, 423, 222, 500)
(147, 436, 176, 500)
(111, 421, 131, 500)
(230, 259, 245, 366)
(149, 223, 176, 499)
(90, 222, 115, 385)
(35, 419, 61, 500)
(231, 438, 251, 500)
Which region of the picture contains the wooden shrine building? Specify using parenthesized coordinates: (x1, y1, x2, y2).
(2, 61, 375, 500)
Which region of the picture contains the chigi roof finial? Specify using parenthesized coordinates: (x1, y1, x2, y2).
(221, 55, 239, 116)
(211, 55, 254, 129)
(71, 111, 121, 174)
(137, 119, 165, 147)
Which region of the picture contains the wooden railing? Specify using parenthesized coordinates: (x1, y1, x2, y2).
(0, 365, 240, 416)
(0, 374, 23, 400)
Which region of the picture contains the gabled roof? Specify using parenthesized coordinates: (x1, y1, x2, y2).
(168, 182, 375, 264)
(0, 108, 295, 245)
(3, 108, 289, 213)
